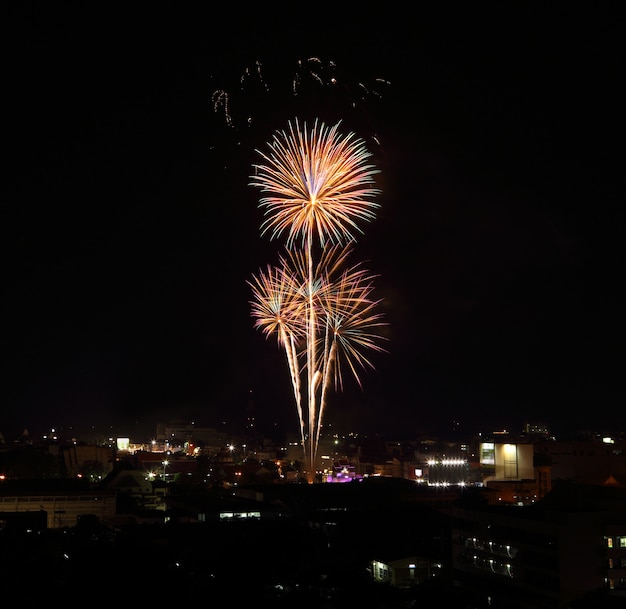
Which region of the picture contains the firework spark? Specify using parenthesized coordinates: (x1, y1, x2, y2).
(293, 56, 391, 105)
(248, 120, 387, 482)
(210, 56, 391, 149)
(250, 118, 381, 248)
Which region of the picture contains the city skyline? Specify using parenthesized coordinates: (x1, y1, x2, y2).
(4, 8, 623, 442)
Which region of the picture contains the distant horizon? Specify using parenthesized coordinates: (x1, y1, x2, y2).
(2, 413, 623, 447)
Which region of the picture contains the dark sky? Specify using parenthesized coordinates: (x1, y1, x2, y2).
(3, 7, 624, 442)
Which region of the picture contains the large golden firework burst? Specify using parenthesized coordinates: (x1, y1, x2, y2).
(250, 118, 381, 248)
(248, 119, 387, 483)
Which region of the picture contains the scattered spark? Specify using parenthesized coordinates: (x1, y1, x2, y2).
(210, 56, 391, 151)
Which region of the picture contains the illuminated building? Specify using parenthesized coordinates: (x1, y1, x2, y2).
(480, 441, 546, 505)
(445, 481, 626, 607)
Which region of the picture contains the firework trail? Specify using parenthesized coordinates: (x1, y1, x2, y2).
(248, 119, 387, 482)
(210, 56, 391, 152)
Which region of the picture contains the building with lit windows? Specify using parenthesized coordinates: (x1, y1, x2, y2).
(443, 480, 626, 608)
(369, 554, 442, 588)
(534, 435, 626, 485)
(479, 440, 550, 505)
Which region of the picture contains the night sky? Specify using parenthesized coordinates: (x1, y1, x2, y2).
(4, 7, 624, 442)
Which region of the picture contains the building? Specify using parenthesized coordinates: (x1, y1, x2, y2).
(443, 479, 626, 608)
(0, 479, 116, 529)
(369, 554, 442, 588)
(534, 436, 626, 485)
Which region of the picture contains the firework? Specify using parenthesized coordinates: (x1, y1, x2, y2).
(250, 118, 381, 248)
(293, 56, 391, 105)
(248, 120, 387, 482)
(210, 56, 391, 151)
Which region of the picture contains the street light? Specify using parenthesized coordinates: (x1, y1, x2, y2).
(162, 459, 169, 482)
